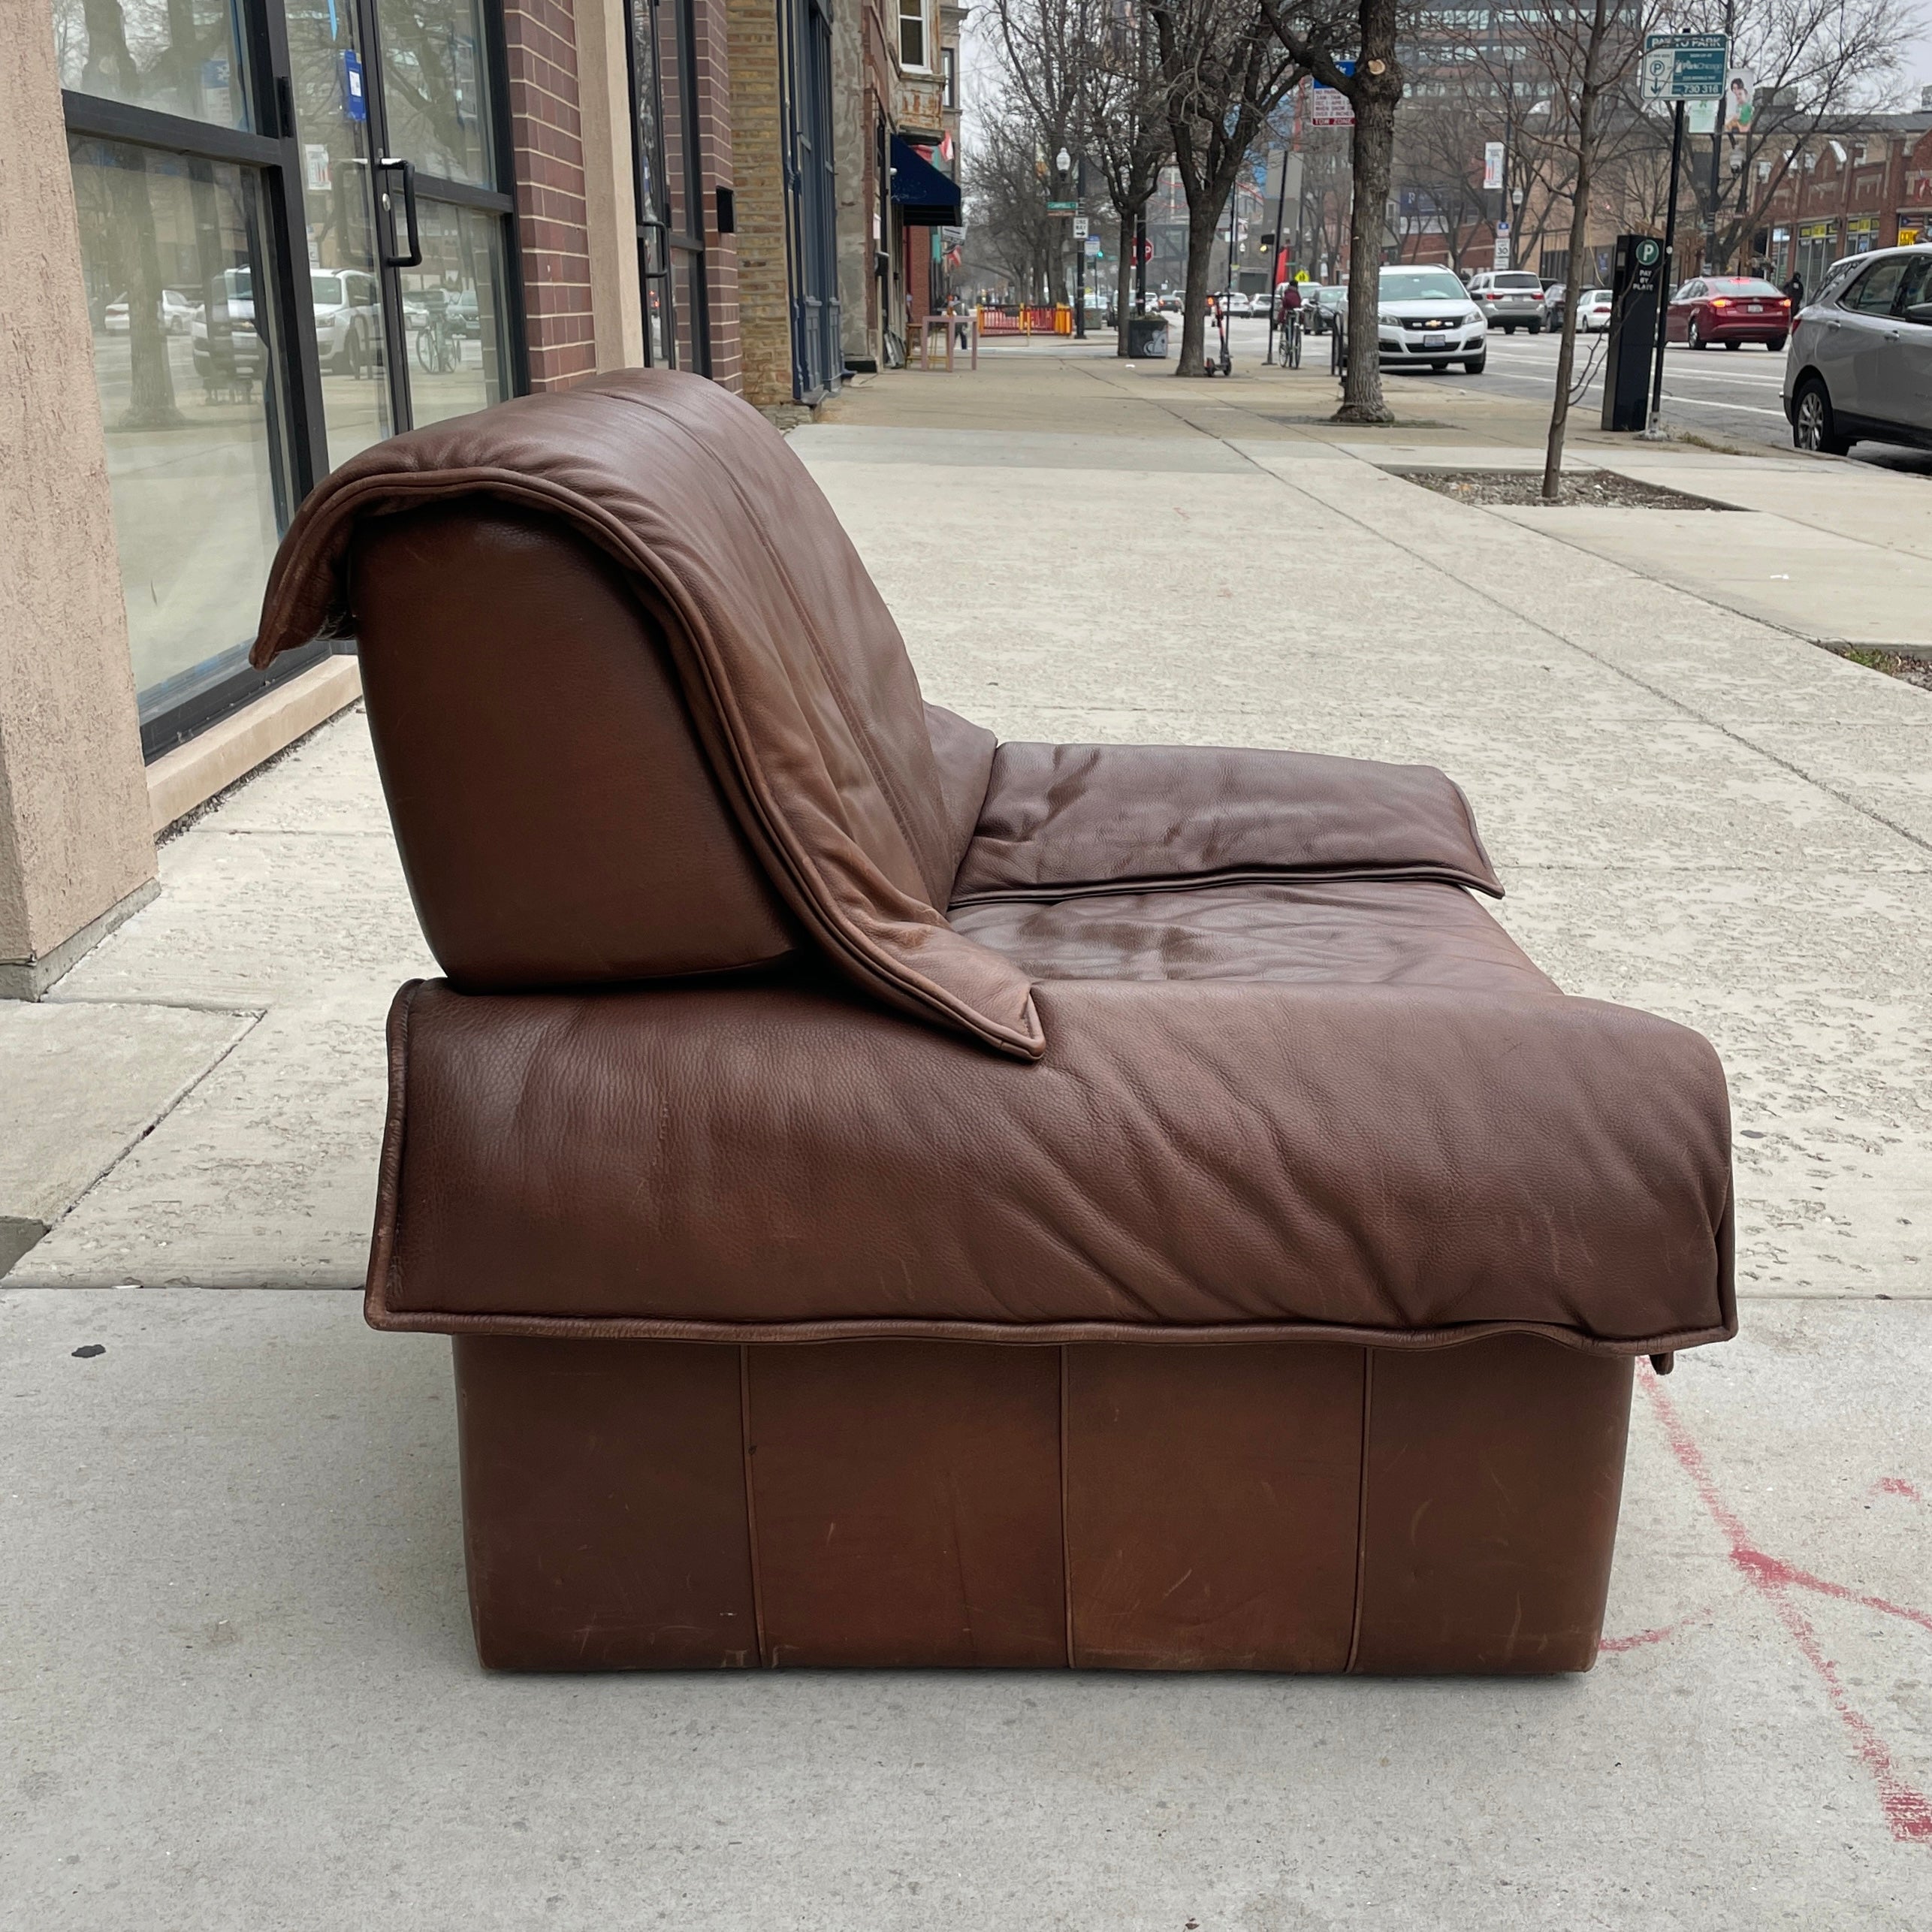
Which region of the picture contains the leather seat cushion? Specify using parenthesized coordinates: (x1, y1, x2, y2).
(951, 880, 1555, 995)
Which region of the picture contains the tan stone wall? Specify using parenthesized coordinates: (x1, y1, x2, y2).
(724, 0, 793, 404)
(0, 20, 155, 972)
(577, 0, 648, 370)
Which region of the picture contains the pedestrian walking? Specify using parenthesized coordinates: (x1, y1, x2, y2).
(1784, 270, 1805, 313)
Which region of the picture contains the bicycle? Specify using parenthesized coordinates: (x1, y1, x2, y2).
(1281, 306, 1303, 370)
(415, 312, 460, 376)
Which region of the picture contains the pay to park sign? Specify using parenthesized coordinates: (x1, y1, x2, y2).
(1641, 33, 1729, 103)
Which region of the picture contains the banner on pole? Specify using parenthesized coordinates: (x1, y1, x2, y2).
(1483, 141, 1505, 191)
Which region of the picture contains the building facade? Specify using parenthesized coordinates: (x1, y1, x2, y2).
(5, 0, 958, 997)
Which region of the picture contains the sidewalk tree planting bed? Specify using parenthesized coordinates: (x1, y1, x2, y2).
(1397, 469, 1739, 511)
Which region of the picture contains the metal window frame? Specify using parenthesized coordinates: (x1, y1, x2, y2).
(60, 0, 530, 761)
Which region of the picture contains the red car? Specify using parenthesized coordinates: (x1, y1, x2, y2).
(1665, 276, 1792, 351)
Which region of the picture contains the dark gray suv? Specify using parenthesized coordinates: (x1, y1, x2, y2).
(1784, 245, 1932, 454)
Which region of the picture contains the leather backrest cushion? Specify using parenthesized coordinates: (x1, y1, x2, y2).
(252, 373, 1042, 1058)
(350, 503, 796, 989)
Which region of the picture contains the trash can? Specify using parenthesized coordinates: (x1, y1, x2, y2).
(1124, 315, 1169, 359)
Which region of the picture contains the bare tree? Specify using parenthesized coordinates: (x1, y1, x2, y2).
(1262, 0, 1405, 421)
(1149, 0, 1306, 376)
(987, 0, 1091, 305)
(1526, 0, 1650, 497)
(1081, 2, 1175, 350)
(1658, 0, 1916, 273)
(964, 90, 1069, 301)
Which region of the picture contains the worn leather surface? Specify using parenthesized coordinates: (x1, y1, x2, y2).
(454, 1334, 1631, 1673)
(251, 370, 1046, 1058)
(952, 741, 1502, 904)
(923, 703, 998, 897)
(951, 879, 1554, 991)
(350, 505, 798, 986)
(376, 975, 1733, 1354)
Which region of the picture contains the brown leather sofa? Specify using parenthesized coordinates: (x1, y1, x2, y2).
(254, 370, 1734, 1674)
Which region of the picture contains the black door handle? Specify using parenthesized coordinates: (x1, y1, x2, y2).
(377, 156, 422, 268)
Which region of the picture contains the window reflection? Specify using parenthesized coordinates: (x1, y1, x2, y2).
(53, 0, 251, 130)
(379, 0, 494, 187)
(398, 202, 512, 426)
(285, 0, 394, 466)
(68, 139, 291, 721)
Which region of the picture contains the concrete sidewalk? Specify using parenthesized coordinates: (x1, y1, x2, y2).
(5, 350, 1930, 1927)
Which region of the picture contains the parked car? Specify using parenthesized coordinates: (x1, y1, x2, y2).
(1467, 269, 1545, 333)
(311, 267, 382, 371)
(190, 267, 265, 390)
(1784, 244, 1932, 455)
(1667, 276, 1792, 350)
(1574, 288, 1614, 332)
(104, 288, 196, 335)
(1307, 285, 1348, 334)
(1374, 264, 1487, 374)
(1542, 282, 1567, 326)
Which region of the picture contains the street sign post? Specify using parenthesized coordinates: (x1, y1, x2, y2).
(1641, 33, 1728, 103)
(1072, 214, 1089, 240)
(1493, 219, 1511, 272)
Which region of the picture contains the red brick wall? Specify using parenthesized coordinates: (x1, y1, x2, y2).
(689, 0, 741, 392)
(503, 0, 596, 388)
(502, 0, 741, 393)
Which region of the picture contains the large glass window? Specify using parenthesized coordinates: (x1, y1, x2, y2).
(56, 0, 525, 757)
(68, 139, 293, 726)
(52, 0, 251, 128)
(377, 0, 495, 188)
(399, 201, 512, 425)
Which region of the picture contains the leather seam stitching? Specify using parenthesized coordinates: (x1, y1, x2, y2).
(1345, 1348, 1374, 1674)
(1059, 1345, 1075, 1669)
(740, 1345, 768, 1668)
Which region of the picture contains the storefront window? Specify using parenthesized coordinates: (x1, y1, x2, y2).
(55, 0, 526, 757)
(378, 0, 496, 189)
(285, 0, 394, 468)
(53, 0, 251, 129)
(398, 201, 513, 426)
(67, 138, 292, 726)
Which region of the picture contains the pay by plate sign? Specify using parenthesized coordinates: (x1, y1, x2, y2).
(1641, 33, 1728, 103)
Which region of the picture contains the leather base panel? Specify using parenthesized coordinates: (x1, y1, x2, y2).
(747, 1342, 1066, 1666)
(1064, 1345, 1363, 1669)
(451, 1337, 1631, 1674)
(1351, 1339, 1635, 1674)
(454, 1337, 759, 1668)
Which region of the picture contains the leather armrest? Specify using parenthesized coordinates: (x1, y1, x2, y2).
(374, 974, 1732, 1354)
(950, 741, 1502, 904)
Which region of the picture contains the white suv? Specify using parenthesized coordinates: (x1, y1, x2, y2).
(1375, 264, 1488, 374)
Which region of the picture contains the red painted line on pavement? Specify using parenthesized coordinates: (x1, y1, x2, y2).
(1599, 1612, 1706, 1653)
(1641, 1367, 1932, 1845)
(1876, 1476, 1924, 1503)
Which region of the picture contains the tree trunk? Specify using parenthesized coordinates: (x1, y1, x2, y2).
(1338, 83, 1396, 421)
(1543, 20, 1606, 500)
(1174, 201, 1219, 376)
(1336, 2, 1402, 425)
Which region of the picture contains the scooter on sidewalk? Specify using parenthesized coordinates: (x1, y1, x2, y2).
(1203, 294, 1232, 377)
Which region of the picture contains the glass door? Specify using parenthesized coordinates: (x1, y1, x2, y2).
(288, 0, 521, 446)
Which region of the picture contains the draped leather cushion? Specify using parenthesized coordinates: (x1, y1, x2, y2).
(368, 974, 1734, 1355)
(251, 370, 1045, 1058)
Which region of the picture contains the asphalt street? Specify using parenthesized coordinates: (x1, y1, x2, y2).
(1207, 315, 1932, 475)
